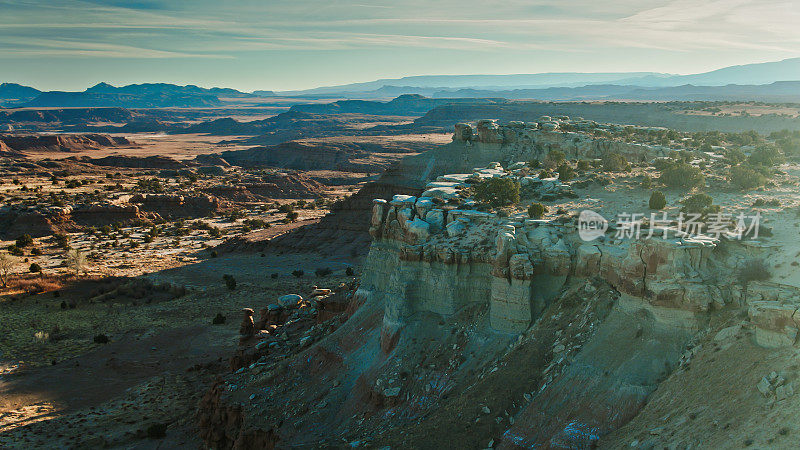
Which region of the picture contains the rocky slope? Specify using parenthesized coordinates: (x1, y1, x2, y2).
(0, 133, 133, 154)
(197, 121, 800, 448)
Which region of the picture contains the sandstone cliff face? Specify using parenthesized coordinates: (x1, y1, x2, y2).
(353, 171, 799, 446)
(362, 192, 749, 336)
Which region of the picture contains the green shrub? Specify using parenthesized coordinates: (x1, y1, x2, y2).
(526, 159, 541, 169)
(472, 177, 520, 207)
(748, 144, 784, 167)
(53, 233, 70, 249)
(737, 259, 771, 285)
(681, 193, 719, 216)
(659, 161, 705, 189)
(539, 169, 553, 179)
(544, 150, 566, 168)
(29, 263, 42, 273)
(725, 148, 747, 165)
(601, 152, 631, 172)
(556, 163, 575, 181)
(292, 269, 304, 278)
(641, 176, 653, 189)
(649, 191, 666, 210)
(16, 234, 33, 248)
(576, 160, 591, 171)
(528, 202, 547, 219)
(729, 164, 767, 190)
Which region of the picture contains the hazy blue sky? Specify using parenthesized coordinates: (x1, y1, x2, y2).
(1, 0, 798, 91)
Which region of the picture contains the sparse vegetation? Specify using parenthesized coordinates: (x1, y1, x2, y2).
(528, 202, 547, 219)
(601, 152, 631, 172)
(649, 191, 667, 210)
(659, 161, 705, 189)
(729, 165, 768, 190)
(556, 163, 575, 181)
(472, 177, 520, 208)
(680, 193, 719, 217)
(737, 259, 772, 285)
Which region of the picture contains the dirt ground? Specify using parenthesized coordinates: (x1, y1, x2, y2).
(20, 133, 251, 161)
(0, 248, 359, 448)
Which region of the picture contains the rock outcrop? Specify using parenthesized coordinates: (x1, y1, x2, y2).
(0, 133, 132, 154)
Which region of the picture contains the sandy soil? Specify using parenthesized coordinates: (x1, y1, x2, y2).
(20, 133, 251, 161)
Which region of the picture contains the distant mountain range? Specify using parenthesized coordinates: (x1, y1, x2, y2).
(2, 57, 800, 107)
(277, 57, 800, 99)
(0, 82, 259, 108)
(0, 83, 41, 105)
(428, 81, 800, 102)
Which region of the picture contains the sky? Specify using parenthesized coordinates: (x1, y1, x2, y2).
(0, 0, 799, 92)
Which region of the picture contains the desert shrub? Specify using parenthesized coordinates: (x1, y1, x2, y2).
(212, 313, 226, 325)
(748, 144, 784, 167)
(659, 161, 705, 189)
(29, 263, 42, 273)
(244, 218, 269, 229)
(527, 159, 541, 169)
(557, 163, 575, 181)
(222, 274, 237, 290)
(136, 178, 164, 193)
(315, 267, 332, 277)
(292, 269, 304, 278)
(7, 245, 23, 256)
(576, 160, 591, 171)
(528, 202, 547, 219)
(226, 209, 245, 222)
(286, 211, 299, 222)
(30, 247, 42, 256)
(277, 204, 295, 213)
(270, 273, 278, 279)
(601, 152, 631, 172)
(53, 233, 70, 249)
(649, 191, 667, 210)
(472, 178, 520, 207)
(680, 193, 719, 216)
(725, 148, 747, 165)
(93, 334, 109, 344)
(16, 234, 33, 248)
(729, 165, 767, 190)
(737, 259, 771, 285)
(544, 150, 566, 168)
(641, 176, 653, 189)
(345, 267, 355, 276)
(538, 169, 553, 178)
(210, 250, 218, 258)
